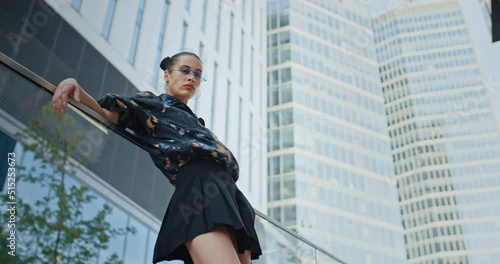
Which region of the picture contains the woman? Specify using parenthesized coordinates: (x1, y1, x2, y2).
(52, 52, 262, 264)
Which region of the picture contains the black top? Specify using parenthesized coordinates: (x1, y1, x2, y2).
(97, 91, 239, 185)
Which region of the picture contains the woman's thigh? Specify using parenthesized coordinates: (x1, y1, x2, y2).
(185, 224, 240, 264)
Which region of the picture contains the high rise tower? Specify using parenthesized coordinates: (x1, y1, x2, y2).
(374, 0, 500, 263)
(266, 0, 406, 263)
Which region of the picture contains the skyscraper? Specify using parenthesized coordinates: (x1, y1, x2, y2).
(266, 0, 406, 263)
(374, 0, 500, 263)
(479, 0, 492, 32)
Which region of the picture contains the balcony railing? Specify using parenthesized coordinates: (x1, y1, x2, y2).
(0, 52, 345, 264)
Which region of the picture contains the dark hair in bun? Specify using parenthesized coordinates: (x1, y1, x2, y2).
(160, 52, 202, 71)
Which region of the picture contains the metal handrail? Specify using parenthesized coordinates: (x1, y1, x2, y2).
(0, 52, 346, 264)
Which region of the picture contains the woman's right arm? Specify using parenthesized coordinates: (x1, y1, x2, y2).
(52, 78, 119, 124)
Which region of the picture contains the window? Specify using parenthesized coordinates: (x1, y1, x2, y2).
(225, 80, 231, 143)
(72, 0, 82, 11)
(215, 0, 222, 49)
(210, 63, 218, 128)
(152, 2, 169, 87)
(239, 30, 245, 86)
(201, 0, 208, 31)
(123, 217, 148, 264)
(251, 0, 255, 36)
(250, 47, 254, 102)
(228, 13, 234, 68)
(128, 0, 145, 64)
(237, 96, 243, 158)
(247, 113, 254, 192)
(102, 0, 117, 39)
(180, 21, 188, 50)
(282, 175, 295, 199)
(284, 205, 296, 226)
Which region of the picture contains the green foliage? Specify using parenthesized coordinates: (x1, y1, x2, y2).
(1, 105, 134, 263)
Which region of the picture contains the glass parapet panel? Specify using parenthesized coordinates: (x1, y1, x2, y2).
(0, 54, 344, 263)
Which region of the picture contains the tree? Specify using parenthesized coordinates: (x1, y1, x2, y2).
(1, 105, 134, 264)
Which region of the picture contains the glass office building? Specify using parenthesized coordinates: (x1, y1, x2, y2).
(0, 0, 342, 263)
(373, 0, 500, 263)
(266, 0, 406, 263)
(479, 0, 492, 32)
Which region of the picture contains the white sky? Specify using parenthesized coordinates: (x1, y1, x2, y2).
(368, 0, 500, 126)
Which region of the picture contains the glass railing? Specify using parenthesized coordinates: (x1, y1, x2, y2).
(0, 52, 345, 264)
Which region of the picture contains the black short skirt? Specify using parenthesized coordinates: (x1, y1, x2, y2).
(152, 159, 263, 263)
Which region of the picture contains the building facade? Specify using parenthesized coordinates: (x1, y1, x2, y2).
(0, 0, 270, 263)
(374, 0, 500, 263)
(478, 0, 492, 33)
(44, 0, 268, 210)
(266, 0, 406, 263)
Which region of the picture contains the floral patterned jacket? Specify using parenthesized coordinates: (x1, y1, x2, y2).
(97, 91, 239, 185)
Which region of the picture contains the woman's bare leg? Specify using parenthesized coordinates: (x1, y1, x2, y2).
(227, 226, 251, 264)
(185, 224, 240, 264)
(238, 250, 251, 264)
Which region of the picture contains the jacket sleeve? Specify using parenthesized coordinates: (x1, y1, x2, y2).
(97, 92, 158, 136)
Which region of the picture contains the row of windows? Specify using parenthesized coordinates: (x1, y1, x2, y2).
(298, 0, 373, 29)
(451, 163, 500, 178)
(400, 195, 459, 217)
(292, 111, 390, 155)
(381, 50, 475, 84)
(267, 152, 295, 176)
(292, 92, 386, 129)
(290, 11, 376, 60)
(387, 117, 496, 151)
(376, 29, 469, 58)
(377, 37, 470, 64)
(268, 80, 382, 124)
(397, 167, 451, 188)
(447, 147, 500, 164)
(293, 206, 403, 249)
(296, 179, 401, 225)
(283, 62, 381, 100)
(387, 100, 488, 128)
(267, 109, 390, 157)
(406, 240, 467, 259)
(384, 90, 489, 124)
(268, 29, 378, 83)
(267, 10, 290, 30)
(460, 204, 500, 219)
(268, 127, 293, 151)
(380, 46, 474, 79)
(405, 225, 464, 244)
(454, 184, 500, 203)
(293, 155, 397, 202)
(384, 84, 483, 115)
(402, 209, 460, 229)
(374, 10, 463, 41)
(74, 0, 261, 90)
(268, 81, 384, 126)
(398, 180, 457, 201)
(268, 204, 296, 226)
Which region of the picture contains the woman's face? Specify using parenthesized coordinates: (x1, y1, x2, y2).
(164, 55, 203, 104)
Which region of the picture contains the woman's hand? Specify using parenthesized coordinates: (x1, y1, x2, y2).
(51, 78, 119, 124)
(52, 78, 81, 114)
